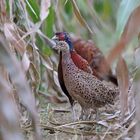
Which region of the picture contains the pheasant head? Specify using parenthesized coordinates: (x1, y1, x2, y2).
(52, 32, 73, 51)
(54, 41, 69, 52)
(52, 32, 93, 74)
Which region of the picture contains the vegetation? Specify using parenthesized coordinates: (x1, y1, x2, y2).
(0, 0, 140, 139)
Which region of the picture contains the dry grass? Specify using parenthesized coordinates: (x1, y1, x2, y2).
(0, 0, 140, 140)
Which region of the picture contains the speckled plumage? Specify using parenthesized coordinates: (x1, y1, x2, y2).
(54, 32, 93, 107)
(56, 41, 119, 113)
(58, 50, 92, 107)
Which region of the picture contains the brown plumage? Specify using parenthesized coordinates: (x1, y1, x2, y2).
(72, 37, 118, 85)
(54, 41, 119, 119)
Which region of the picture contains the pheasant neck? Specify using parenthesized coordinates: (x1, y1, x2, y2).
(61, 50, 73, 64)
(66, 38, 73, 51)
(62, 50, 70, 58)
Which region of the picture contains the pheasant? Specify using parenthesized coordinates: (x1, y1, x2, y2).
(52, 32, 117, 108)
(52, 40, 119, 119)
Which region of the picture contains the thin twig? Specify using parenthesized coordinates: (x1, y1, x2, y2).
(115, 120, 137, 140)
(53, 109, 71, 113)
(53, 120, 109, 129)
(41, 123, 116, 136)
(101, 126, 112, 140)
(122, 107, 135, 126)
(37, 30, 56, 47)
(48, 119, 97, 126)
(21, 121, 119, 136)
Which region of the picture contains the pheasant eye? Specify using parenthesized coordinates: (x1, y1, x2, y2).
(58, 34, 65, 40)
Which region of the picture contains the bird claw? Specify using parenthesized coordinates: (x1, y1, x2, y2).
(71, 106, 79, 121)
(79, 113, 92, 121)
(79, 109, 92, 120)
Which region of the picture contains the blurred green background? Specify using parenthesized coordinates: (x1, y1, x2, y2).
(5, 0, 140, 71)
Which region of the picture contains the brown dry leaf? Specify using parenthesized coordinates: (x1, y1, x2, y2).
(0, 33, 41, 140)
(0, 0, 7, 22)
(38, 30, 56, 47)
(22, 51, 30, 72)
(40, 0, 51, 21)
(4, 23, 26, 55)
(40, 53, 54, 71)
(26, 45, 40, 73)
(116, 56, 129, 120)
(107, 5, 140, 65)
(0, 73, 24, 140)
(134, 47, 140, 140)
(134, 47, 140, 67)
(39, 52, 63, 96)
(29, 62, 40, 89)
(45, 95, 67, 104)
(38, 91, 67, 104)
(53, 70, 60, 88)
(45, 68, 63, 97)
(71, 0, 95, 35)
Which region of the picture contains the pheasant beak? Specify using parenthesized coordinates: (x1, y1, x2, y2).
(51, 35, 60, 50)
(52, 35, 59, 41)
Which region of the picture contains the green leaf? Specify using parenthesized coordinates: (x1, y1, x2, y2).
(36, 34, 52, 56)
(102, 0, 112, 19)
(6, 0, 10, 13)
(64, 0, 72, 19)
(40, 5, 54, 56)
(36, 34, 44, 51)
(94, 0, 103, 13)
(25, 0, 40, 23)
(71, 0, 94, 35)
(43, 6, 54, 38)
(116, 0, 140, 38)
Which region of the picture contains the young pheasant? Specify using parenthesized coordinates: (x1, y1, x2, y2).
(53, 40, 119, 119)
